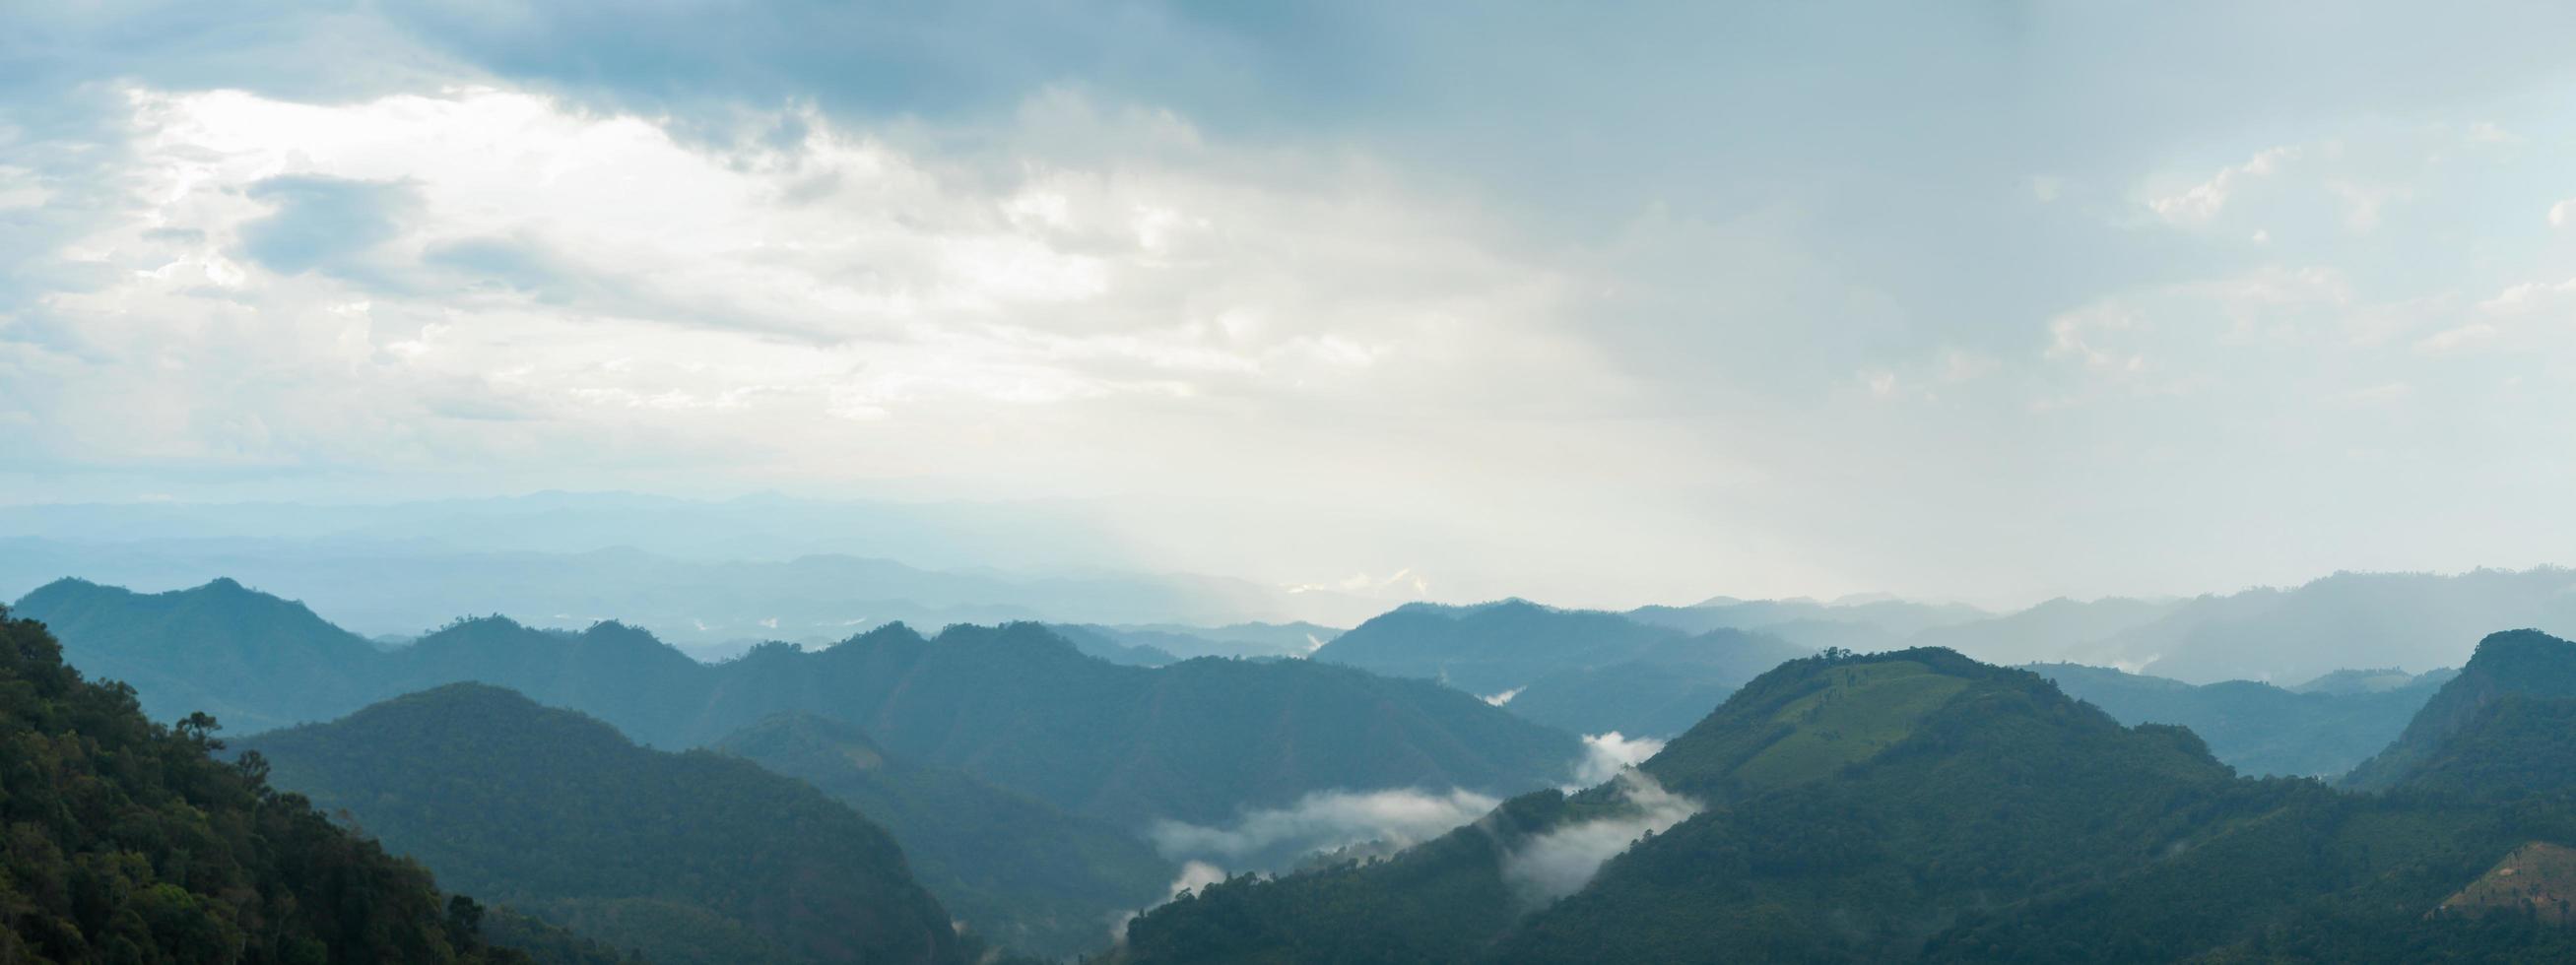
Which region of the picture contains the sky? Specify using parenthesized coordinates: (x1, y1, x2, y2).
(3, 1, 2574, 611)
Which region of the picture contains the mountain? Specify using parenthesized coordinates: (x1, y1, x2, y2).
(0, 605, 617, 965)
(1119, 642, 2576, 963)
(11, 576, 382, 732)
(241, 684, 968, 965)
(686, 623, 1584, 825)
(714, 714, 1176, 960)
(18, 578, 1583, 829)
(1313, 601, 1810, 726)
(2345, 629, 2576, 793)
(2024, 661, 2452, 778)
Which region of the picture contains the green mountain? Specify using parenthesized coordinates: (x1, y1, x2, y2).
(0, 605, 620, 965)
(1120, 642, 2576, 963)
(2345, 629, 2576, 793)
(2025, 661, 2451, 778)
(15, 579, 1583, 829)
(713, 714, 1175, 960)
(239, 685, 967, 965)
(11, 576, 380, 733)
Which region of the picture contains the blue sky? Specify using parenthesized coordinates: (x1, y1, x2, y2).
(3, 1, 2573, 609)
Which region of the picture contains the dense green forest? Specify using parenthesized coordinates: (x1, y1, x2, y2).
(238, 684, 967, 965)
(1118, 637, 2576, 963)
(16, 579, 1581, 827)
(714, 714, 1175, 960)
(0, 606, 627, 965)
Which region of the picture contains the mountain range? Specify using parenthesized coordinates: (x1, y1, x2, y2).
(1118, 631, 2576, 962)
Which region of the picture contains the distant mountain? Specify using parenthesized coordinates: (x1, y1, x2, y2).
(2025, 661, 2452, 778)
(1119, 643, 2576, 963)
(0, 606, 617, 965)
(1627, 596, 1988, 638)
(19, 578, 1583, 829)
(1314, 600, 1809, 712)
(242, 684, 968, 965)
(2113, 569, 2576, 684)
(1907, 596, 2181, 666)
(715, 713, 1176, 960)
(2344, 629, 2576, 793)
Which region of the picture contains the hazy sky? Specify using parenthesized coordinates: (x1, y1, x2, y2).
(4, 2, 2574, 609)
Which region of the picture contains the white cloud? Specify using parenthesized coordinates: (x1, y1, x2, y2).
(1573, 731, 1666, 786)
(1145, 787, 1501, 868)
(2148, 147, 2295, 225)
(1482, 686, 1525, 707)
(2549, 198, 2575, 227)
(1499, 770, 1700, 905)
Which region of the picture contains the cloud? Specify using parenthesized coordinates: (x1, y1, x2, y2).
(1146, 787, 1501, 868)
(1482, 686, 1525, 707)
(1573, 731, 1666, 786)
(1500, 770, 1701, 906)
(2149, 147, 2294, 225)
(2550, 198, 2574, 227)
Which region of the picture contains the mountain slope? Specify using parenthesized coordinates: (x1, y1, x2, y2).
(241, 684, 967, 965)
(2344, 629, 2576, 792)
(715, 713, 1175, 960)
(0, 606, 605, 965)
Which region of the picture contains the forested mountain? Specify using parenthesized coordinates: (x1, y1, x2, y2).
(240, 685, 967, 965)
(0, 607, 623, 965)
(11, 576, 382, 733)
(2345, 629, 2576, 793)
(2026, 661, 2452, 778)
(1313, 600, 1810, 737)
(16, 579, 1582, 828)
(1119, 642, 2576, 963)
(714, 714, 1174, 960)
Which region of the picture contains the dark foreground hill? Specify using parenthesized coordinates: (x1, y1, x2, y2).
(240, 685, 967, 965)
(0, 606, 622, 965)
(16, 578, 1584, 827)
(714, 714, 1175, 960)
(1118, 641, 2576, 963)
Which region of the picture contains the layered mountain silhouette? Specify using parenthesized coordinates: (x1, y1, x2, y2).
(241, 684, 967, 965)
(15, 578, 1583, 828)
